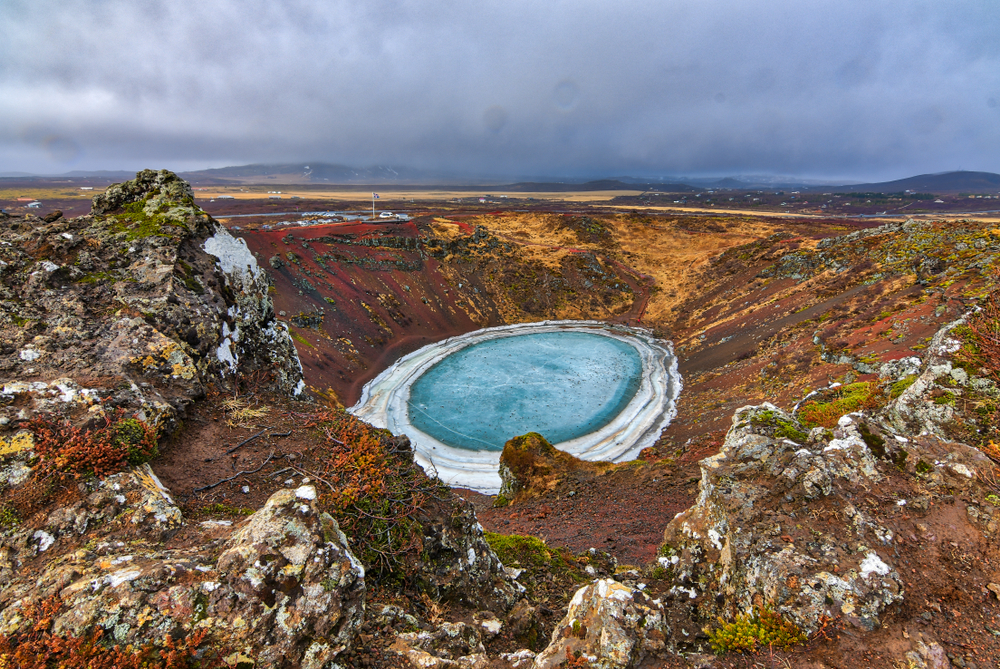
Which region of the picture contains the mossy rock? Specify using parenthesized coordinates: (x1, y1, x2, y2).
(497, 432, 593, 502)
(748, 408, 809, 443)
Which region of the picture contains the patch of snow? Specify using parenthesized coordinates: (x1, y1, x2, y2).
(294, 379, 306, 396)
(344, 544, 366, 579)
(201, 581, 220, 592)
(19, 349, 41, 362)
(894, 435, 909, 443)
(467, 547, 476, 567)
(936, 338, 962, 355)
(597, 578, 633, 601)
(897, 500, 907, 506)
(216, 337, 238, 372)
(203, 229, 262, 279)
(479, 618, 502, 635)
(837, 415, 854, 427)
(708, 529, 724, 551)
(33, 530, 55, 552)
(658, 556, 679, 569)
(670, 585, 698, 600)
(39, 260, 59, 272)
(860, 552, 891, 579)
(107, 568, 143, 588)
(61, 232, 73, 240)
(295, 485, 317, 500)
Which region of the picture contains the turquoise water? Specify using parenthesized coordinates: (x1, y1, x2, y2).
(407, 331, 643, 451)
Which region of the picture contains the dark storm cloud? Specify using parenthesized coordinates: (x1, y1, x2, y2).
(2, 0, 999, 179)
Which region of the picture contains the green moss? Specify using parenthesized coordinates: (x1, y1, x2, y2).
(0, 506, 19, 531)
(197, 503, 254, 517)
(986, 494, 1000, 508)
(175, 259, 205, 294)
(799, 382, 878, 429)
(708, 607, 807, 655)
(858, 422, 886, 458)
(890, 375, 918, 398)
(192, 591, 209, 623)
(933, 391, 956, 406)
(289, 329, 315, 348)
(484, 532, 557, 569)
(109, 201, 190, 241)
(76, 271, 115, 285)
(113, 417, 159, 465)
(750, 410, 808, 443)
(916, 459, 933, 474)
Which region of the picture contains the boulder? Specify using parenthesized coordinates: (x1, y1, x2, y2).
(391, 621, 489, 669)
(214, 485, 365, 666)
(416, 497, 521, 613)
(532, 578, 668, 669)
(661, 404, 904, 634)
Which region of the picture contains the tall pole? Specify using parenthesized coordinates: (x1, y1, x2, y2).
(372, 193, 375, 220)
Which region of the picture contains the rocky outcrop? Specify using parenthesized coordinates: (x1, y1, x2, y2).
(497, 432, 599, 504)
(0, 484, 365, 667)
(662, 404, 905, 634)
(882, 315, 999, 440)
(0, 169, 303, 432)
(391, 618, 500, 669)
(532, 579, 668, 669)
(415, 496, 521, 613)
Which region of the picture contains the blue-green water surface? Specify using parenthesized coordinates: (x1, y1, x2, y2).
(407, 331, 642, 451)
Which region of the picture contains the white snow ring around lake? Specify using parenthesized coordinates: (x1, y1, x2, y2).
(349, 320, 682, 493)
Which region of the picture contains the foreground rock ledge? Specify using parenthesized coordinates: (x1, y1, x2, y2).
(0, 483, 365, 668)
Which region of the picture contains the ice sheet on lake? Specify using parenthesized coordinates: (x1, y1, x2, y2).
(350, 321, 682, 492)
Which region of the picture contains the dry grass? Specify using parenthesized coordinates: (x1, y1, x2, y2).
(221, 397, 271, 428)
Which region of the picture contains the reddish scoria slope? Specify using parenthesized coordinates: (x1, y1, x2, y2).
(239, 218, 639, 404)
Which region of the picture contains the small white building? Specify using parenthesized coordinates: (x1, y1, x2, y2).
(27, 201, 40, 208)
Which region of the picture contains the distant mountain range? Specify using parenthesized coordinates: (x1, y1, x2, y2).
(3, 164, 999, 194)
(818, 171, 1000, 194)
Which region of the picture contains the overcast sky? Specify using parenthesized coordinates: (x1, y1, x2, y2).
(2, 0, 999, 181)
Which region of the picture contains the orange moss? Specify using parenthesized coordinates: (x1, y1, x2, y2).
(0, 597, 218, 669)
(28, 409, 159, 480)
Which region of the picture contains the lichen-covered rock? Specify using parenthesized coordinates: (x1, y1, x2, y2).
(91, 169, 196, 216)
(202, 226, 304, 395)
(532, 578, 668, 669)
(0, 169, 303, 433)
(883, 317, 970, 438)
(417, 498, 521, 613)
(903, 635, 952, 668)
(0, 462, 183, 582)
(0, 485, 365, 668)
(661, 405, 904, 635)
(391, 621, 489, 669)
(214, 485, 365, 666)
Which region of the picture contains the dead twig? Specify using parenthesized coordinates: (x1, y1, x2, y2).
(194, 451, 275, 493)
(225, 429, 268, 455)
